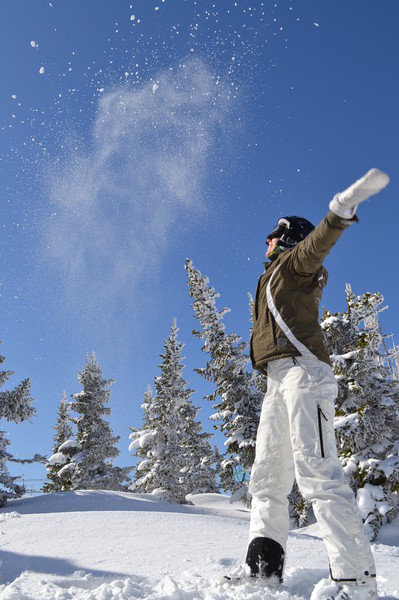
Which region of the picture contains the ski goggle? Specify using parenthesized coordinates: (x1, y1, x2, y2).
(266, 218, 299, 249)
(266, 218, 290, 243)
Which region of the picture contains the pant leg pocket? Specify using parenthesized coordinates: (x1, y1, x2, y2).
(316, 400, 338, 460)
(285, 359, 338, 460)
(317, 405, 328, 458)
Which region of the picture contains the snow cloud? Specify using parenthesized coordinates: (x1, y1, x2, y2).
(42, 59, 233, 312)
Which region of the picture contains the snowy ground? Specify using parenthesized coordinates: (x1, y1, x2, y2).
(0, 491, 398, 599)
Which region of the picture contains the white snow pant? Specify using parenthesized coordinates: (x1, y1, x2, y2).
(249, 356, 376, 582)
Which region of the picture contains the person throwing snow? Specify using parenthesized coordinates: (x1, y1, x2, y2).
(247, 169, 390, 600)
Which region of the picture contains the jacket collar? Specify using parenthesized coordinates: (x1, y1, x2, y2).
(263, 246, 294, 272)
(263, 252, 282, 270)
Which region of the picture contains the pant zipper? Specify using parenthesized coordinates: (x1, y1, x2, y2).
(317, 405, 328, 458)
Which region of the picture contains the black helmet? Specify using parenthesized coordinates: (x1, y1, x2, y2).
(267, 215, 315, 250)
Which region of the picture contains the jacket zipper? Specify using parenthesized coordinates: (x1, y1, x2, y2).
(317, 405, 328, 458)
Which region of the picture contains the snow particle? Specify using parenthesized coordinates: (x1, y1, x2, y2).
(39, 66, 45, 74)
(30, 40, 37, 47)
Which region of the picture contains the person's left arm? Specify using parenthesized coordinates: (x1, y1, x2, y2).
(290, 168, 389, 276)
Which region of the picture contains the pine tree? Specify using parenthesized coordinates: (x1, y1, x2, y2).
(179, 390, 219, 496)
(43, 391, 73, 493)
(185, 259, 262, 493)
(129, 320, 217, 502)
(129, 385, 158, 494)
(49, 438, 82, 491)
(52, 354, 131, 491)
(321, 284, 399, 539)
(288, 481, 311, 528)
(0, 347, 35, 507)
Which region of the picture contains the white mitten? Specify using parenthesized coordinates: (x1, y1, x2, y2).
(329, 168, 390, 219)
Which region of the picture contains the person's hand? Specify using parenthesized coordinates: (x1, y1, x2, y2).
(329, 168, 390, 219)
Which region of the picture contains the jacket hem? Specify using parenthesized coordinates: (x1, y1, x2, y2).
(253, 351, 332, 372)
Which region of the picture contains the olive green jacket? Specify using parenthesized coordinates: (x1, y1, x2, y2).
(250, 211, 351, 372)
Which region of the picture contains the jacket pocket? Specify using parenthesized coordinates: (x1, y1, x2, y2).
(317, 405, 328, 458)
(270, 313, 278, 347)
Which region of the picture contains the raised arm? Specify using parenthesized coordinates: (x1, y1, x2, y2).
(289, 168, 389, 276)
(289, 211, 349, 275)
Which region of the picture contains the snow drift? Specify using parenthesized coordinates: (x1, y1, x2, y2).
(0, 490, 398, 599)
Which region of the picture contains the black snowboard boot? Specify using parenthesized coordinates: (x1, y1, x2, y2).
(245, 537, 285, 582)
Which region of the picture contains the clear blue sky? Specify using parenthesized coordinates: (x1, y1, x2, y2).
(1, 0, 398, 487)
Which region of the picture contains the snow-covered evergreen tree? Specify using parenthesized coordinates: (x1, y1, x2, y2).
(288, 481, 311, 528)
(179, 390, 219, 496)
(129, 320, 218, 502)
(129, 385, 158, 494)
(0, 346, 35, 507)
(49, 438, 82, 491)
(321, 284, 399, 539)
(50, 354, 131, 491)
(0, 432, 24, 507)
(43, 391, 74, 493)
(185, 259, 262, 493)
